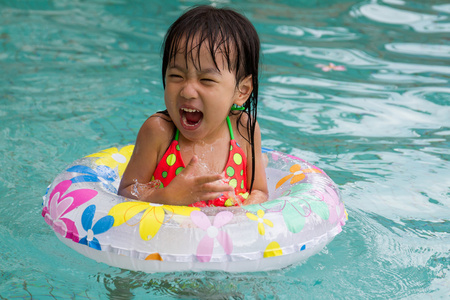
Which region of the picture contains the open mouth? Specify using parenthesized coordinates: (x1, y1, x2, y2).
(180, 108, 203, 128)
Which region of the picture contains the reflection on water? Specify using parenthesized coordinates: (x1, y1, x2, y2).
(0, 0, 449, 298)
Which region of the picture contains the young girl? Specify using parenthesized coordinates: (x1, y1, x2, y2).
(118, 5, 268, 206)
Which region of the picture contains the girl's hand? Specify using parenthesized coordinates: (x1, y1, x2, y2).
(139, 156, 234, 206)
(168, 155, 234, 205)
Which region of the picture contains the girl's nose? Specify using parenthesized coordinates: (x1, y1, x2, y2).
(180, 80, 198, 99)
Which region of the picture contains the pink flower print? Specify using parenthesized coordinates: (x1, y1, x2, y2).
(316, 62, 346, 72)
(42, 180, 98, 242)
(190, 211, 234, 262)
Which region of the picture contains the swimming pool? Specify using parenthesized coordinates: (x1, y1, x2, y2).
(1, 0, 449, 298)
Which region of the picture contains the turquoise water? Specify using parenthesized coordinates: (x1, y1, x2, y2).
(1, 0, 449, 298)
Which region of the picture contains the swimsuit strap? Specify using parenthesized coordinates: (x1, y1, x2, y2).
(174, 116, 234, 141)
(174, 126, 180, 141)
(226, 115, 235, 140)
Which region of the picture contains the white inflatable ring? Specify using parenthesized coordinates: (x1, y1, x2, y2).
(42, 145, 347, 273)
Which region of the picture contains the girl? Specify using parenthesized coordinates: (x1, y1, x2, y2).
(118, 5, 268, 206)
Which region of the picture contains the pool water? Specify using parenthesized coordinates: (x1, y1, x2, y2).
(1, 0, 449, 298)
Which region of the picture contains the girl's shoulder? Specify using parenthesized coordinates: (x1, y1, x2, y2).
(137, 112, 176, 156)
(141, 112, 174, 135)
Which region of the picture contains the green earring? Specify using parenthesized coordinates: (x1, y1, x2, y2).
(231, 104, 245, 111)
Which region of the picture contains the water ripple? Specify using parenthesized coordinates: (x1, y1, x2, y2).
(275, 25, 359, 41)
(351, 2, 450, 33)
(385, 43, 450, 58)
(263, 44, 450, 75)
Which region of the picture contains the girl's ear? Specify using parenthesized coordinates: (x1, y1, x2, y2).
(234, 75, 253, 106)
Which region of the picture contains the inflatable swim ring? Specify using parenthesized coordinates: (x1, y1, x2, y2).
(42, 145, 347, 273)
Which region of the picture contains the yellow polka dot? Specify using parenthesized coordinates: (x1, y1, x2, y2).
(229, 178, 237, 188)
(224, 199, 234, 207)
(166, 154, 176, 166)
(233, 153, 242, 165)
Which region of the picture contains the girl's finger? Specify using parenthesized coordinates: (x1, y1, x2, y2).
(182, 155, 198, 172)
(200, 181, 234, 193)
(195, 173, 223, 185)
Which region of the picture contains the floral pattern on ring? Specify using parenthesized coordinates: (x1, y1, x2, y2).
(86, 145, 134, 177)
(108, 201, 199, 241)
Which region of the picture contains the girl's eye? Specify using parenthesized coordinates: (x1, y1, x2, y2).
(168, 74, 183, 80)
(201, 78, 216, 83)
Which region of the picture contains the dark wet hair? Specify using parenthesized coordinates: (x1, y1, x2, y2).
(161, 5, 260, 191)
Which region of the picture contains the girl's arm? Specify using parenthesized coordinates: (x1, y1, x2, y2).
(118, 114, 169, 199)
(244, 120, 269, 205)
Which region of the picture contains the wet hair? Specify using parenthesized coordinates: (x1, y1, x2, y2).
(161, 5, 260, 191)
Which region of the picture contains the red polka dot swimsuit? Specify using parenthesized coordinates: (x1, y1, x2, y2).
(152, 116, 248, 207)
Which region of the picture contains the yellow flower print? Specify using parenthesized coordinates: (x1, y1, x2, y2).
(275, 164, 322, 189)
(108, 201, 199, 241)
(246, 210, 273, 235)
(86, 145, 134, 177)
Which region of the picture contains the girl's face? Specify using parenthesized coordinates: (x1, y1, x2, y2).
(164, 41, 250, 143)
